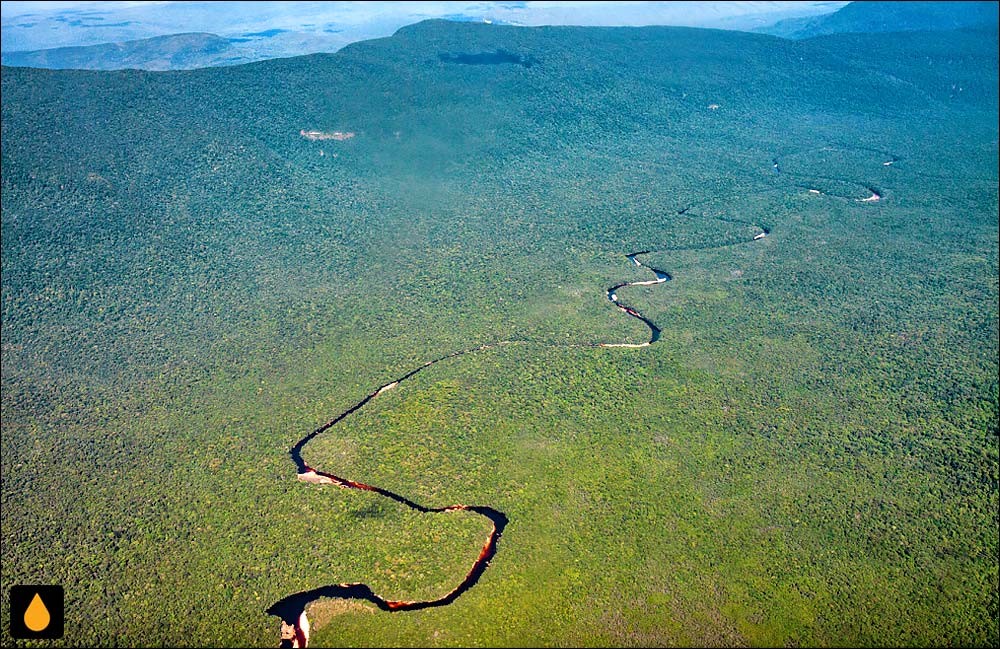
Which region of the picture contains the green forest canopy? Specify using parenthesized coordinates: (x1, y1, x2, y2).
(1, 18, 997, 648)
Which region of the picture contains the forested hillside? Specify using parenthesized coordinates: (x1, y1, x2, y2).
(761, 0, 999, 39)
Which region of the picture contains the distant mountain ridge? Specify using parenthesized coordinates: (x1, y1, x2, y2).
(0, 1, 848, 71)
(0, 32, 249, 71)
(3, 2, 996, 71)
(761, 1, 1000, 39)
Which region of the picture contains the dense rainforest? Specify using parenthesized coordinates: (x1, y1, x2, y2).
(1, 18, 997, 647)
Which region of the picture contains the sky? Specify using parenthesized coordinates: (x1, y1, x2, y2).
(2, 1, 169, 14)
(0, 1, 842, 20)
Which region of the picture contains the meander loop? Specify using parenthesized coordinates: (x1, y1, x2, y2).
(268, 150, 891, 647)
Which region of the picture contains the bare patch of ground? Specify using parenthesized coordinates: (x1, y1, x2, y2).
(300, 129, 355, 141)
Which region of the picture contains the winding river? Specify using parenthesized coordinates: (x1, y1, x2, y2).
(267, 150, 893, 647)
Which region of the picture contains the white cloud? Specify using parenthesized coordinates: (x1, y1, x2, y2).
(1, 1, 171, 18)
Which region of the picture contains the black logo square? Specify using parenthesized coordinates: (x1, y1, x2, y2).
(10, 585, 64, 639)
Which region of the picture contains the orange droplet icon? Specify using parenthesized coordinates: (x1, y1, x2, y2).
(24, 592, 51, 632)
